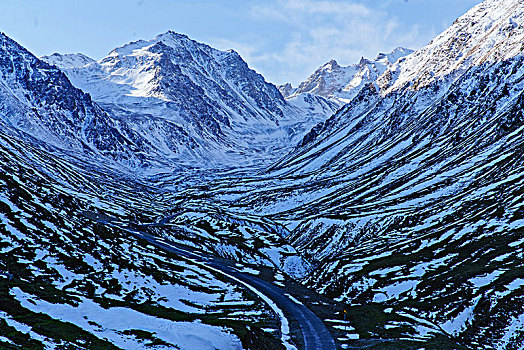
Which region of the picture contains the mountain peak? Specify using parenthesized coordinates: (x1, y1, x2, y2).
(321, 59, 340, 72)
(106, 30, 217, 61)
(391, 47, 413, 55)
(375, 47, 414, 64)
(107, 38, 150, 57)
(0, 31, 33, 59)
(155, 30, 192, 43)
(278, 83, 294, 98)
(358, 56, 370, 66)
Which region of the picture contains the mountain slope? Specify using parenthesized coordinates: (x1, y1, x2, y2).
(0, 129, 287, 349)
(0, 32, 146, 168)
(378, 0, 524, 94)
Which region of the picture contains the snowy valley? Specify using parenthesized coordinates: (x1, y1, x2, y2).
(2, 0, 524, 349)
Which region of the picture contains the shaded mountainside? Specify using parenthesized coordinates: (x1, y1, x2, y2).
(0, 128, 301, 349)
(0, 33, 143, 167)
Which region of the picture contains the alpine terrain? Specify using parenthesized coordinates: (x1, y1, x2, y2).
(1, 0, 524, 349)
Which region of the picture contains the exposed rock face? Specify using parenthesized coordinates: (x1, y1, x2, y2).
(278, 83, 295, 98)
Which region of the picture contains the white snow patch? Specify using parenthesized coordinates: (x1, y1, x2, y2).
(10, 287, 242, 350)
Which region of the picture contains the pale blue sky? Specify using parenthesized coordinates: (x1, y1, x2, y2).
(1, 0, 481, 85)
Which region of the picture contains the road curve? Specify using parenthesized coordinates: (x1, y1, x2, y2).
(94, 215, 338, 350)
(137, 232, 336, 350)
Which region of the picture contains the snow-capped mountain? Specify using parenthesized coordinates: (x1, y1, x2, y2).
(188, 0, 524, 348)
(43, 31, 337, 169)
(0, 28, 333, 173)
(283, 47, 413, 105)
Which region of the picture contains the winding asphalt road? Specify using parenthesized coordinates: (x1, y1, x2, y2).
(138, 232, 336, 350)
(94, 215, 337, 350)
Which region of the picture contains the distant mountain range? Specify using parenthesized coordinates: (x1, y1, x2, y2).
(278, 47, 413, 105)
